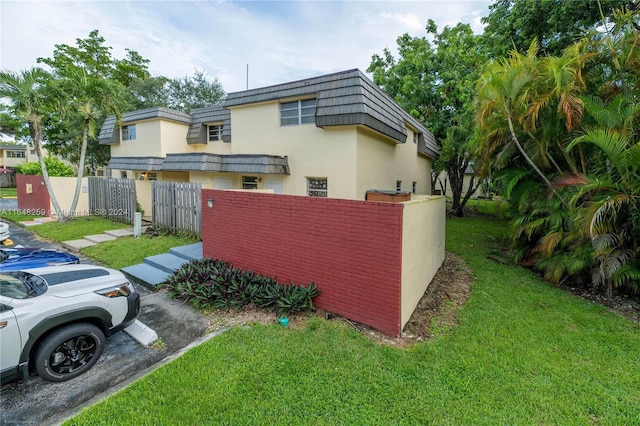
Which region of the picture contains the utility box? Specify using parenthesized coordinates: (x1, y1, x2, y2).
(365, 189, 411, 203)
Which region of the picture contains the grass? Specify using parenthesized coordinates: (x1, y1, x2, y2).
(27, 216, 130, 242)
(81, 234, 199, 270)
(0, 187, 17, 198)
(64, 216, 640, 425)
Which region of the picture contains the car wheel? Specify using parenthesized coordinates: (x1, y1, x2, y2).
(34, 323, 106, 382)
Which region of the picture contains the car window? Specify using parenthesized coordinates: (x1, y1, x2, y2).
(0, 273, 32, 299)
(0, 250, 7, 263)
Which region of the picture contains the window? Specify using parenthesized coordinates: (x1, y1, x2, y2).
(30, 149, 35, 155)
(396, 180, 402, 191)
(6, 150, 25, 158)
(208, 124, 223, 142)
(413, 132, 419, 144)
(122, 125, 136, 141)
(148, 172, 157, 180)
(307, 177, 327, 197)
(242, 176, 258, 190)
(281, 99, 316, 126)
(120, 171, 128, 179)
(412, 181, 417, 194)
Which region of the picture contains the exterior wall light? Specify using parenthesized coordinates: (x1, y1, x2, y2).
(207, 199, 214, 208)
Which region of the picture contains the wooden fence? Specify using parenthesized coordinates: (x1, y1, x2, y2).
(152, 181, 201, 237)
(88, 177, 137, 224)
(0, 170, 16, 188)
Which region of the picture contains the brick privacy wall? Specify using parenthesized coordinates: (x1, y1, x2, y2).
(16, 174, 50, 214)
(202, 190, 405, 336)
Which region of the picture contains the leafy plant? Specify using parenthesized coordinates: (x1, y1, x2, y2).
(164, 258, 321, 315)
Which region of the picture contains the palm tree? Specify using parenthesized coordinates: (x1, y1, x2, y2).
(0, 68, 65, 218)
(55, 68, 126, 219)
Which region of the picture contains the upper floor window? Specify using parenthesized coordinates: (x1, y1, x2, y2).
(281, 99, 316, 126)
(396, 180, 402, 192)
(307, 177, 327, 197)
(413, 132, 419, 144)
(242, 176, 258, 190)
(6, 150, 25, 158)
(208, 124, 223, 142)
(122, 125, 136, 141)
(412, 181, 417, 194)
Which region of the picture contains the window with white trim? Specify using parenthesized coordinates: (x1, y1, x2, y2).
(122, 125, 136, 141)
(6, 150, 25, 158)
(281, 99, 316, 126)
(396, 180, 402, 191)
(307, 177, 327, 197)
(242, 176, 258, 190)
(413, 132, 419, 144)
(208, 124, 223, 142)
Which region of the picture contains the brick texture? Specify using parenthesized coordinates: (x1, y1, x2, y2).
(202, 190, 404, 336)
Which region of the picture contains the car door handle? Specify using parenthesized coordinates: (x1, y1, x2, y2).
(0, 321, 7, 329)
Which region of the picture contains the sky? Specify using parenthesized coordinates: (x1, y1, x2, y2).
(0, 0, 492, 94)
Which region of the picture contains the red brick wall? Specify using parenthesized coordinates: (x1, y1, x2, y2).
(201, 190, 405, 336)
(16, 174, 50, 215)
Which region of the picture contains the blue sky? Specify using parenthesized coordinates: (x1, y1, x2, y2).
(1, 1, 492, 93)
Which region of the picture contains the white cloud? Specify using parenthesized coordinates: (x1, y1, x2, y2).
(0, 0, 492, 94)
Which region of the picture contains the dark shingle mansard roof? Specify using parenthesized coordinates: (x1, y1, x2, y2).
(99, 107, 192, 144)
(161, 153, 289, 174)
(107, 157, 165, 171)
(224, 69, 439, 159)
(187, 106, 231, 144)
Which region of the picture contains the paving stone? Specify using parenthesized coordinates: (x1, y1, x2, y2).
(104, 228, 134, 237)
(62, 239, 97, 251)
(83, 234, 117, 243)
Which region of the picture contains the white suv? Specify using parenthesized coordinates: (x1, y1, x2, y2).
(0, 264, 140, 383)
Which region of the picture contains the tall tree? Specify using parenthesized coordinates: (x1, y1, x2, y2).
(53, 68, 127, 220)
(37, 30, 150, 170)
(0, 68, 65, 218)
(481, 0, 628, 58)
(369, 21, 488, 216)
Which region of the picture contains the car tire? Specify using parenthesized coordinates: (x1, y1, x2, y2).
(34, 323, 106, 382)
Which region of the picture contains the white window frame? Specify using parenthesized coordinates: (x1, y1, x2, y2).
(396, 180, 402, 192)
(208, 124, 223, 142)
(122, 125, 136, 141)
(280, 99, 316, 126)
(413, 132, 419, 144)
(6, 150, 25, 158)
(307, 177, 327, 197)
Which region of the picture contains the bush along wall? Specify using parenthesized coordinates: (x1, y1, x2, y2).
(163, 258, 321, 316)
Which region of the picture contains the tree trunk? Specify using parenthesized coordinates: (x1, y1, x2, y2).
(68, 119, 89, 218)
(30, 123, 64, 220)
(506, 114, 567, 208)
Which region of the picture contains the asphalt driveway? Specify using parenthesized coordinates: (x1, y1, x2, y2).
(0, 218, 210, 426)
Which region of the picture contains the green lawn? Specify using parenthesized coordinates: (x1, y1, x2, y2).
(81, 234, 199, 270)
(65, 216, 640, 425)
(0, 187, 17, 198)
(28, 216, 130, 242)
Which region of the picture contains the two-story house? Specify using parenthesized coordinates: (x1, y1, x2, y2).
(99, 69, 439, 200)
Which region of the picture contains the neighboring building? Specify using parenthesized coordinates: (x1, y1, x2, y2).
(436, 165, 488, 199)
(0, 143, 42, 169)
(99, 69, 439, 200)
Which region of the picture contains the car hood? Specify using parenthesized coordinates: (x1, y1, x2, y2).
(0, 248, 79, 271)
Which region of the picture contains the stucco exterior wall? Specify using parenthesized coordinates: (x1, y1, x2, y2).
(356, 128, 432, 199)
(135, 180, 153, 220)
(49, 176, 90, 216)
(228, 102, 358, 199)
(400, 195, 446, 328)
(110, 120, 189, 158)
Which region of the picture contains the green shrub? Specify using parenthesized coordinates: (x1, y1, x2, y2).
(163, 258, 321, 315)
(14, 156, 74, 176)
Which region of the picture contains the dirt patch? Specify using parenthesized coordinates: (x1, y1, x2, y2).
(203, 252, 475, 347)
